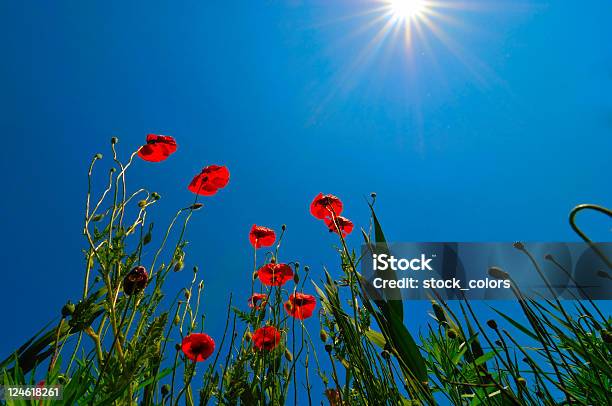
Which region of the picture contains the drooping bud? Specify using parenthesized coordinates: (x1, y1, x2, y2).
(151, 192, 161, 200)
(110, 137, 118, 145)
(123, 266, 148, 295)
(488, 266, 509, 280)
(94, 153, 103, 160)
(61, 301, 75, 318)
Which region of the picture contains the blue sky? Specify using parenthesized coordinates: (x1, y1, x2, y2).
(1, 0, 611, 402)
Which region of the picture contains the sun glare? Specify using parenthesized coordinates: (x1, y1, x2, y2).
(389, 0, 427, 20)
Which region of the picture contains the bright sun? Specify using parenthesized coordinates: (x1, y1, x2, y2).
(389, 0, 427, 20)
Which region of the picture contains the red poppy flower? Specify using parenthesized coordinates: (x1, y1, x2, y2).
(310, 193, 343, 219)
(181, 333, 215, 362)
(248, 293, 268, 310)
(138, 134, 177, 162)
(284, 293, 317, 320)
(188, 165, 230, 196)
(325, 216, 354, 237)
(252, 326, 281, 351)
(249, 225, 276, 249)
(257, 263, 294, 286)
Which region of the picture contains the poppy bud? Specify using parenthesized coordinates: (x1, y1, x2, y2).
(270, 257, 277, 264)
(446, 329, 458, 339)
(151, 192, 161, 200)
(190, 203, 203, 210)
(161, 384, 170, 397)
(284, 348, 293, 362)
(371, 192, 377, 198)
(486, 320, 498, 330)
(198, 280, 204, 290)
(597, 270, 611, 280)
(320, 329, 328, 342)
(517, 377, 526, 387)
(175, 343, 181, 351)
(513, 242, 525, 251)
(495, 340, 502, 346)
(431, 302, 447, 324)
(281, 224, 286, 231)
(184, 289, 191, 300)
(57, 375, 68, 385)
(94, 153, 103, 160)
(304, 266, 310, 273)
(123, 266, 148, 295)
(488, 266, 509, 280)
(110, 167, 116, 173)
(61, 301, 75, 318)
(252, 271, 259, 280)
(111, 137, 118, 144)
(325, 344, 333, 353)
(193, 266, 198, 273)
(544, 254, 553, 261)
(245, 331, 252, 341)
(601, 330, 612, 343)
(138, 200, 147, 208)
(293, 272, 300, 284)
(381, 350, 390, 360)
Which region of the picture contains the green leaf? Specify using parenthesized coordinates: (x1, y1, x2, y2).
(364, 329, 386, 349)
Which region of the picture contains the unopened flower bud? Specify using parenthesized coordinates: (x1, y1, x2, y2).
(184, 289, 191, 300)
(432, 302, 447, 324)
(293, 272, 300, 284)
(161, 384, 170, 397)
(495, 339, 502, 346)
(253, 271, 259, 280)
(446, 329, 458, 339)
(110, 167, 116, 173)
(320, 329, 328, 342)
(370, 192, 377, 198)
(488, 266, 509, 280)
(381, 350, 390, 360)
(486, 320, 498, 330)
(513, 242, 525, 251)
(325, 344, 333, 353)
(284, 348, 293, 362)
(175, 343, 181, 351)
(544, 254, 553, 261)
(304, 266, 310, 273)
(61, 301, 75, 318)
(123, 266, 148, 295)
(517, 377, 527, 386)
(190, 203, 203, 210)
(173, 315, 180, 325)
(111, 137, 118, 144)
(138, 199, 147, 208)
(601, 329, 612, 343)
(193, 266, 198, 273)
(151, 192, 161, 200)
(281, 224, 286, 231)
(94, 153, 103, 160)
(245, 331, 252, 341)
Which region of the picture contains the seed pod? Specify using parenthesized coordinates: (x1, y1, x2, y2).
(123, 266, 148, 296)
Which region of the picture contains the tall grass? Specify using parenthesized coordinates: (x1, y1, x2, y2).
(1, 139, 610, 405)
